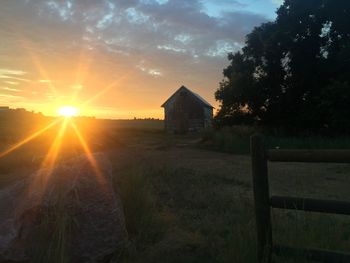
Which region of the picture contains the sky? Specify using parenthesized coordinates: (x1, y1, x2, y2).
(0, 0, 283, 119)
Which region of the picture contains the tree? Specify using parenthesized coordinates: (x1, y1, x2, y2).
(215, 0, 350, 133)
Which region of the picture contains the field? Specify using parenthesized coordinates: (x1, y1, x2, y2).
(0, 119, 350, 262)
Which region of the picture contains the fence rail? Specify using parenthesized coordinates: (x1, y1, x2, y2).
(270, 196, 350, 215)
(274, 245, 350, 263)
(268, 149, 350, 163)
(250, 134, 350, 263)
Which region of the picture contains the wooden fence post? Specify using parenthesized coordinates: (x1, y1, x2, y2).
(251, 134, 272, 263)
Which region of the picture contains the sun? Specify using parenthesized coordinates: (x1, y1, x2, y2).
(58, 106, 79, 117)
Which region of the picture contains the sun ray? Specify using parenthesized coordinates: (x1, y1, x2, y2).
(70, 121, 106, 184)
(81, 71, 133, 107)
(0, 119, 61, 159)
(40, 118, 69, 171)
(5, 17, 58, 98)
(71, 48, 95, 101)
(24, 118, 69, 200)
(18, 37, 58, 98)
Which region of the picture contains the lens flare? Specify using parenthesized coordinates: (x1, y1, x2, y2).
(58, 106, 79, 117)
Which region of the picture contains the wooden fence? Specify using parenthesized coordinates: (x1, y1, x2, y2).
(250, 134, 350, 263)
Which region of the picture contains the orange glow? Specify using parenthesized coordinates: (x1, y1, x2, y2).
(0, 119, 60, 159)
(40, 118, 69, 171)
(17, 36, 58, 98)
(2, 23, 167, 118)
(18, 117, 108, 204)
(70, 121, 106, 184)
(58, 106, 79, 117)
(81, 70, 133, 107)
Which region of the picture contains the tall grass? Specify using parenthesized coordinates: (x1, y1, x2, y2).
(29, 189, 72, 263)
(113, 162, 350, 263)
(112, 167, 166, 262)
(272, 209, 350, 262)
(200, 126, 350, 154)
(112, 164, 258, 263)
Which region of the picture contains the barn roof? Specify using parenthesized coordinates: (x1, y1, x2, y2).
(161, 86, 213, 108)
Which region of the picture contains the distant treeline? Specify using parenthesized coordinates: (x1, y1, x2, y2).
(0, 108, 48, 140)
(0, 107, 164, 142)
(133, 117, 162, 121)
(215, 0, 350, 134)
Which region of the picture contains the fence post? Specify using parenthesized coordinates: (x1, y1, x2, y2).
(251, 134, 272, 263)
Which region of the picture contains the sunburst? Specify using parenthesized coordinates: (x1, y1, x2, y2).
(0, 30, 132, 190)
(58, 106, 79, 117)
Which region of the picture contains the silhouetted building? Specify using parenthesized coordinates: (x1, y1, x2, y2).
(161, 86, 213, 133)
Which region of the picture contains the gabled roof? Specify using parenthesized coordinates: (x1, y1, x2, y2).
(161, 86, 213, 108)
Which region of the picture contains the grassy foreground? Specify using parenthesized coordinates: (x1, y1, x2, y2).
(112, 157, 350, 263)
(113, 164, 257, 263)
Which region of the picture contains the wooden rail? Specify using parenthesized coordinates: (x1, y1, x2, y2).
(268, 149, 350, 163)
(250, 134, 350, 263)
(270, 196, 350, 215)
(274, 245, 350, 263)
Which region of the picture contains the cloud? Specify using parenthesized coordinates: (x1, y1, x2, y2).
(0, 69, 26, 76)
(71, 84, 83, 90)
(271, 0, 284, 6)
(4, 81, 19, 85)
(0, 94, 25, 102)
(1, 87, 21, 92)
(0, 0, 270, 117)
(38, 79, 53, 83)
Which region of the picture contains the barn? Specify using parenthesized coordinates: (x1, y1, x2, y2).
(161, 86, 213, 133)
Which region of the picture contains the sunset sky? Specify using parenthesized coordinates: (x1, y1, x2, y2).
(0, 0, 282, 119)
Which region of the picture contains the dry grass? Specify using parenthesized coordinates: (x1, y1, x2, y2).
(1, 121, 350, 262)
(107, 131, 350, 263)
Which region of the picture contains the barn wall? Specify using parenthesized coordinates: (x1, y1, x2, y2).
(163, 88, 213, 133)
(203, 107, 213, 128)
(164, 118, 205, 133)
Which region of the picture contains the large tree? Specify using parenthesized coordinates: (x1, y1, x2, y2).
(215, 0, 350, 132)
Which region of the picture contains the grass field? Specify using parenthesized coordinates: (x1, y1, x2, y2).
(106, 127, 350, 263)
(200, 126, 350, 154)
(0, 120, 350, 262)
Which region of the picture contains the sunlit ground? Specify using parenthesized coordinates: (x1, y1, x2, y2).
(0, 113, 106, 188)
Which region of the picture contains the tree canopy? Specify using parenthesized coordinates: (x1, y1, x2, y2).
(215, 0, 350, 133)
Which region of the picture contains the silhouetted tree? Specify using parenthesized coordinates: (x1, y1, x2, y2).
(215, 0, 350, 132)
